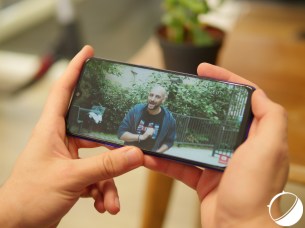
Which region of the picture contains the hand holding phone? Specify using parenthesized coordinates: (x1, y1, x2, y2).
(66, 58, 254, 171)
(144, 63, 289, 228)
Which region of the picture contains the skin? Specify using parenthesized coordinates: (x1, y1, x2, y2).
(0, 46, 144, 228)
(147, 85, 167, 114)
(0, 47, 289, 228)
(119, 85, 169, 152)
(143, 63, 289, 228)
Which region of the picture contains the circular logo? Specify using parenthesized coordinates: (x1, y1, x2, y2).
(268, 191, 303, 226)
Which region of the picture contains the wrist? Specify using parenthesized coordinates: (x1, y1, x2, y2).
(138, 134, 146, 141)
(233, 216, 279, 228)
(215, 213, 280, 228)
(212, 202, 282, 228)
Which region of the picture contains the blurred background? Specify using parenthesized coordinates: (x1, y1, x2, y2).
(0, 0, 305, 227)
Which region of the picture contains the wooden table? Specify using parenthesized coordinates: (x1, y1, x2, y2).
(130, 3, 305, 228)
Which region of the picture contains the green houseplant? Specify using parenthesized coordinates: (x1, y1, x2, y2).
(157, 0, 225, 74)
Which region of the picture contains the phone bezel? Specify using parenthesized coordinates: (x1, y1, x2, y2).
(66, 57, 255, 171)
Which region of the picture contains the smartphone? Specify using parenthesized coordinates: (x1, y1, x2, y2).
(66, 58, 254, 171)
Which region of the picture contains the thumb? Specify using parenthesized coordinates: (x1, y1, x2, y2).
(251, 89, 288, 143)
(74, 146, 144, 185)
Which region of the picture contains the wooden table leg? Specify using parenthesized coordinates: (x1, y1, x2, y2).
(141, 171, 174, 228)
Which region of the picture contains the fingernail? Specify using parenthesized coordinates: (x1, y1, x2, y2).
(125, 148, 142, 168)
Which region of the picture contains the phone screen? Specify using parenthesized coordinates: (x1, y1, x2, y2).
(66, 58, 254, 171)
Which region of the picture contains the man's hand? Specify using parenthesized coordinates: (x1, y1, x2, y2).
(140, 127, 155, 140)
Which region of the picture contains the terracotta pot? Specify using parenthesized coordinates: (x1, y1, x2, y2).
(157, 25, 225, 74)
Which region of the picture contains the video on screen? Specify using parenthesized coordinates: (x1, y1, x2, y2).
(67, 59, 251, 168)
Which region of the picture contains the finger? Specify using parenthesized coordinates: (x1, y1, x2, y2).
(72, 137, 103, 149)
(72, 138, 116, 150)
(250, 89, 288, 149)
(247, 118, 258, 138)
(197, 63, 258, 88)
(91, 180, 120, 214)
(81, 184, 107, 213)
(144, 155, 221, 192)
(94, 195, 106, 213)
(102, 180, 120, 214)
(229, 89, 289, 185)
(43, 45, 94, 118)
(67, 137, 116, 160)
(196, 169, 222, 201)
(248, 90, 289, 185)
(91, 184, 106, 213)
(65, 137, 101, 159)
(85, 180, 120, 214)
(73, 146, 143, 186)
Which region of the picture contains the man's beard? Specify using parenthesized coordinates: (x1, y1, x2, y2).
(147, 102, 160, 110)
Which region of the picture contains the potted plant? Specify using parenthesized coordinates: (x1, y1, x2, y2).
(157, 0, 225, 74)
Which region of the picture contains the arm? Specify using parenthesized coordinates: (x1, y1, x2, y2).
(144, 63, 288, 228)
(157, 116, 176, 152)
(120, 127, 154, 143)
(156, 144, 169, 153)
(118, 106, 155, 143)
